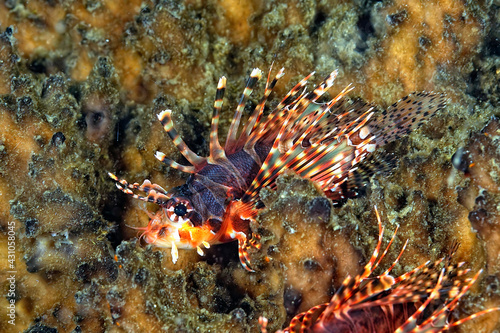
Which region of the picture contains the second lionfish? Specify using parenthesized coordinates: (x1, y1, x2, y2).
(109, 67, 446, 271)
(259, 208, 500, 332)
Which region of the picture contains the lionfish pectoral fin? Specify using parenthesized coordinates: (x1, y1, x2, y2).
(241, 71, 348, 205)
(395, 269, 449, 333)
(237, 236, 255, 272)
(325, 92, 445, 201)
(245, 90, 445, 206)
(108, 172, 171, 205)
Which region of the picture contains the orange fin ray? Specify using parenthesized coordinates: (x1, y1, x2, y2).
(242, 90, 444, 207)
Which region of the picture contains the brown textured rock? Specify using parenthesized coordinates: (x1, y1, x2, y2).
(456, 119, 500, 278)
(364, 0, 485, 102)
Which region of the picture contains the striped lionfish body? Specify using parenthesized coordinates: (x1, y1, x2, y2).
(259, 208, 500, 333)
(110, 67, 446, 271)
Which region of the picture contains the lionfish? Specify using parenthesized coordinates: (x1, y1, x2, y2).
(259, 208, 500, 333)
(109, 67, 445, 271)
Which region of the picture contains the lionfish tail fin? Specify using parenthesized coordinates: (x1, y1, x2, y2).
(367, 92, 446, 147)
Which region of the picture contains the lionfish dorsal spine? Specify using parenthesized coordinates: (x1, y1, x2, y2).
(225, 68, 262, 151)
(239, 67, 285, 143)
(209, 76, 227, 162)
(226, 67, 285, 161)
(157, 109, 207, 169)
(154, 151, 196, 174)
(242, 71, 314, 152)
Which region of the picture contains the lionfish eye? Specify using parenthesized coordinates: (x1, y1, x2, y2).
(174, 203, 187, 217)
(165, 198, 193, 223)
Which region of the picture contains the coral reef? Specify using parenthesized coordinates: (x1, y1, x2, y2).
(0, 1, 499, 333)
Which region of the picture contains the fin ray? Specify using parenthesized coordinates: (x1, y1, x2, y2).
(108, 172, 171, 205)
(242, 89, 443, 207)
(209, 77, 227, 161)
(157, 110, 207, 168)
(225, 68, 262, 152)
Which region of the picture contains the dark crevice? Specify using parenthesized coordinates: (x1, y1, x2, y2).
(355, 10, 375, 54)
(310, 11, 327, 35)
(182, 111, 209, 157)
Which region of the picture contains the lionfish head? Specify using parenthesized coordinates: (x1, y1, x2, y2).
(137, 184, 221, 263)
